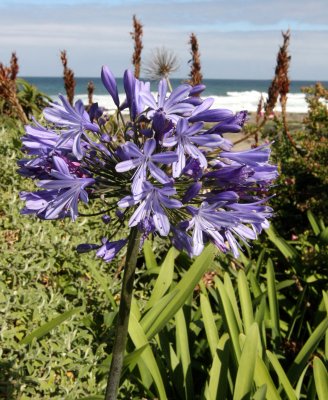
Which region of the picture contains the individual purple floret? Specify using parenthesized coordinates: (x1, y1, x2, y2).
(35, 156, 95, 221)
(115, 138, 177, 194)
(20, 190, 59, 217)
(43, 95, 99, 160)
(118, 182, 182, 236)
(220, 144, 271, 167)
(206, 110, 248, 134)
(140, 79, 194, 128)
(163, 118, 225, 177)
(188, 97, 236, 124)
(22, 120, 71, 156)
(186, 202, 241, 256)
(96, 238, 127, 262)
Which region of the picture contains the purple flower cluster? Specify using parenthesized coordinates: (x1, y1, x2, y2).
(18, 66, 277, 261)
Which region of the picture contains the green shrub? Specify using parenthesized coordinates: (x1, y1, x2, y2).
(263, 83, 328, 233)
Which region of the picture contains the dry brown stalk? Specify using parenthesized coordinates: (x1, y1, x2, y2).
(234, 30, 293, 147)
(60, 50, 76, 105)
(130, 15, 143, 79)
(9, 52, 19, 81)
(264, 30, 291, 121)
(256, 94, 264, 125)
(188, 33, 203, 86)
(277, 30, 294, 144)
(253, 94, 264, 146)
(87, 81, 94, 106)
(0, 52, 28, 123)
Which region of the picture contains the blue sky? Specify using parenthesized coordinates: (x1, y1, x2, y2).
(0, 0, 327, 79)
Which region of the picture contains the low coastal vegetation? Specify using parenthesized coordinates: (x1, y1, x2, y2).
(1, 23, 327, 399)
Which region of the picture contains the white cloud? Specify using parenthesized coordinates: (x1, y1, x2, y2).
(0, 0, 327, 79)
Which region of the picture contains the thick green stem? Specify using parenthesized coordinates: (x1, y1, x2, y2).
(105, 227, 141, 400)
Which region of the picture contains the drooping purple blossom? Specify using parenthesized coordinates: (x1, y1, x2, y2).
(96, 238, 127, 262)
(118, 182, 182, 236)
(43, 95, 99, 160)
(186, 202, 240, 256)
(34, 156, 95, 221)
(189, 84, 206, 97)
(171, 225, 193, 257)
(189, 109, 235, 123)
(22, 120, 71, 156)
(220, 144, 271, 167)
(206, 110, 248, 134)
(20, 190, 60, 218)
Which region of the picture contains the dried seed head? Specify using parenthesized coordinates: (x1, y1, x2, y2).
(143, 47, 180, 80)
(60, 50, 76, 105)
(265, 30, 291, 117)
(188, 33, 203, 86)
(130, 15, 143, 79)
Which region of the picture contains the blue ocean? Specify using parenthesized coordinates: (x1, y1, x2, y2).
(23, 77, 327, 113)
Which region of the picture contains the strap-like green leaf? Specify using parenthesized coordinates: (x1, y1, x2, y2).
(267, 259, 280, 343)
(224, 274, 243, 332)
(288, 317, 328, 384)
(207, 334, 230, 400)
(265, 225, 298, 260)
(307, 210, 321, 235)
(319, 227, 328, 244)
(175, 308, 194, 399)
(123, 344, 148, 367)
(140, 244, 216, 339)
(238, 270, 254, 334)
(143, 239, 158, 270)
(215, 276, 242, 362)
(253, 355, 281, 400)
(145, 247, 178, 310)
(266, 350, 297, 400)
(294, 364, 309, 398)
(252, 385, 267, 400)
(233, 323, 259, 400)
(128, 312, 167, 399)
(313, 356, 328, 400)
(201, 292, 219, 358)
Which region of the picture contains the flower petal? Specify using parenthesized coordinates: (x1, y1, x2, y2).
(189, 109, 234, 123)
(152, 199, 170, 236)
(115, 158, 141, 172)
(148, 161, 171, 184)
(101, 65, 120, 107)
(143, 138, 156, 156)
(151, 151, 178, 164)
(164, 84, 191, 110)
(172, 144, 186, 178)
(157, 79, 167, 108)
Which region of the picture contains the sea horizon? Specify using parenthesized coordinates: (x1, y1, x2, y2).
(21, 76, 328, 114)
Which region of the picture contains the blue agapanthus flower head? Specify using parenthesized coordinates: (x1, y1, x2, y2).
(18, 65, 278, 262)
